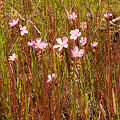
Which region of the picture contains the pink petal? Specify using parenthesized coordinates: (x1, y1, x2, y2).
(8, 57, 13, 61)
(74, 46, 79, 52)
(21, 31, 24, 36)
(31, 41, 36, 45)
(36, 39, 41, 44)
(104, 14, 107, 17)
(108, 13, 112, 16)
(36, 38, 41, 41)
(56, 38, 62, 44)
(74, 36, 78, 40)
(47, 79, 52, 83)
(72, 12, 76, 16)
(27, 42, 34, 46)
(58, 46, 63, 51)
(62, 37, 68, 43)
(12, 19, 15, 22)
(34, 44, 39, 48)
(9, 18, 19, 28)
(75, 29, 79, 33)
(72, 54, 78, 58)
(52, 73, 55, 78)
(87, 12, 91, 17)
(24, 30, 28, 34)
(39, 42, 48, 49)
(16, 18, 19, 21)
(9, 23, 13, 27)
(8, 53, 16, 61)
(74, 12, 77, 16)
(53, 45, 60, 49)
(78, 49, 85, 57)
(19, 25, 22, 30)
(77, 32, 81, 36)
(36, 38, 41, 43)
(41, 41, 48, 44)
(70, 30, 74, 34)
(12, 53, 16, 58)
(63, 43, 68, 48)
(23, 26, 27, 30)
(48, 75, 52, 80)
(71, 50, 75, 55)
(70, 35, 74, 40)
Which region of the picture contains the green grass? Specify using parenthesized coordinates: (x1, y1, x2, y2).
(0, 0, 120, 119)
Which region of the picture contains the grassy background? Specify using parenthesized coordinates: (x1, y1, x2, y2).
(0, 0, 120, 119)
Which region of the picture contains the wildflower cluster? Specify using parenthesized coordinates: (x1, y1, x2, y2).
(9, 18, 28, 36)
(9, 12, 100, 61)
(8, 11, 108, 64)
(8, 18, 28, 61)
(68, 12, 98, 58)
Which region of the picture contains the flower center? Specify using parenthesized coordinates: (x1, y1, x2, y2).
(37, 44, 40, 47)
(74, 33, 78, 37)
(75, 52, 78, 56)
(60, 43, 64, 47)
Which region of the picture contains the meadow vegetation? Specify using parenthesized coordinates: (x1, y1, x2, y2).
(0, 0, 120, 119)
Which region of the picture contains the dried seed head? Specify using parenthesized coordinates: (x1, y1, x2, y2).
(70, 72, 74, 76)
(77, 68, 80, 70)
(71, 60, 74, 64)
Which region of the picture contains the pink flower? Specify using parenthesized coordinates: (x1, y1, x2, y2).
(53, 37, 68, 51)
(8, 53, 16, 61)
(34, 38, 48, 49)
(68, 12, 77, 20)
(47, 73, 55, 83)
(104, 12, 112, 19)
(80, 37, 87, 46)
(87, 12, 91, 17)
(91, 42, 98, 47)
(70, 29, 81, 41)
(19, 25, 28, 36)
(9, 18, 19, 28)
(71, 46, 85, 58)
(80, 22, 87, 29)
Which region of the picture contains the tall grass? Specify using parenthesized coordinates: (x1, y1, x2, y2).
(0, 0, 120, 119)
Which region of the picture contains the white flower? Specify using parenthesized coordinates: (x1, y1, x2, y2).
(8, 53, 16, 61)
(47, 73, 55, 83)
